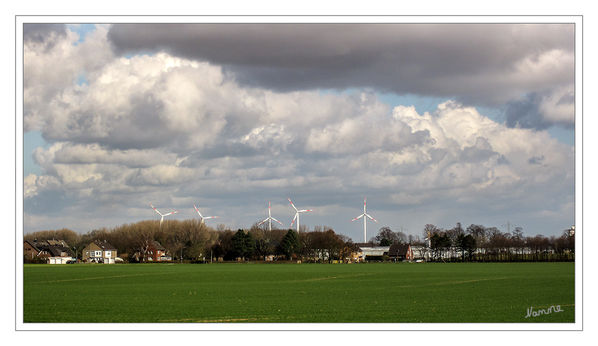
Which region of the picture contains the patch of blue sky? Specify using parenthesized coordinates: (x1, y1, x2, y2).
(76, 73, 88, 86)
(377, 92, 452, 115)
(124, 50, 158, 59)
(546, 126, 575, 146)
(24, 131, 48, 176)
(67, 24, 96, 45)
(319, 87, 451, 115)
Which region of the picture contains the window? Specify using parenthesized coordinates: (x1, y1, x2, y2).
(95, 251, 102, 257)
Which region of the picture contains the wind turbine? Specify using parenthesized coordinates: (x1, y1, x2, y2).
(288, 198, 313, 232)
(258, 201, 283, 231)
(193, 204, 219, 224)
(150, 203, 178, 227)
(352, 197, 378, 243)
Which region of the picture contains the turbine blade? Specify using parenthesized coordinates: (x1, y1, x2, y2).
(352, 214, 365, 222)
(298, 209, 312, 213)
(288, 198, 298, 211)
(290, 213, 298, 226)
(150, 203, 164, 216)
(258, 219, 268, 226)
(366, 214, 378, 222)
(271, 217, 283, 225)
(194, 204, 203, 217)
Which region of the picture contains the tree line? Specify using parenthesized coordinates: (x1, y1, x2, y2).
(420, 223, 575, 262)
(24, 221, 360, 263)
(24, 220, 574, 263)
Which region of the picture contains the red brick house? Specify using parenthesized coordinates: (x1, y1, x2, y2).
(132, 240, 170, 262)
(148, 240, 168, 261)
(24, 240, 41, 260)
(388, 243, 409, 261)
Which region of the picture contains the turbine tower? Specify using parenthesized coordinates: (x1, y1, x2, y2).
(288, 198, 312, 232)
(352, 197, 378, 243)
(193, 204, 219, 224)
(150, 203, 178, 227)
(258, 201, 283, 231)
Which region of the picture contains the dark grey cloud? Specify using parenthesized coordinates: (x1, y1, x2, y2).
(107, 23, 574, 109)
(24, 23, 67, 43)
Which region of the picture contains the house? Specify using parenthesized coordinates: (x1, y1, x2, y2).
(131, 240, 170, 262)
(24, 239, 73, 263)
(24, 240, 41, 260)
(82, 240, 117, 264)
(388, 243, 410, 261)
(147, 240, 168, 261)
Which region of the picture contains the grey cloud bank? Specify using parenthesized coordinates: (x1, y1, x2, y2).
(23, 23, 575, 240)
(107, 23, 575, 129)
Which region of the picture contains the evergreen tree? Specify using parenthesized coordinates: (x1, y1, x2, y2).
(280, 229, 300, 259)
(231, 229, 248, 260)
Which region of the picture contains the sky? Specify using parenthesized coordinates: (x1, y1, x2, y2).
(22, 22, 576, 241)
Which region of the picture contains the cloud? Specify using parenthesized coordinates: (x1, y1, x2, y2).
(107, 24, 574, 113)
(24, 24, 114, 132)
(23, 25, 574, 236)
(505, 85, 575, 130)
(24, 23, 67, 46)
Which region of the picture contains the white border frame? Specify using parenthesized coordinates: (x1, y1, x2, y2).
(15, 15, 583, 331)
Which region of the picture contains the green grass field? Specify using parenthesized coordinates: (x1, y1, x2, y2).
(23, 262, 574, 323)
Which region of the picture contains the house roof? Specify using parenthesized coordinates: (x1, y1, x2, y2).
(24, 240, 40, 252)
(47, 239, 69, 247)
(32, 240, 49, 248)
(46, 245, 69, 257)
(388, 243, 410, 256)
(93, 240, 117, 250)
(151, 240, 166, 251)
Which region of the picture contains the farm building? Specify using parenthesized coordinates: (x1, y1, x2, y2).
(82, 240, 117, 264)
(406, 245, 430, 261)
(386, 244, 431, 262)
(355, 244, 390, 261)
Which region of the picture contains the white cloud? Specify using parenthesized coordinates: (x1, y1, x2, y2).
(24, 174, 60, 198)
(539, 85, 575, 125)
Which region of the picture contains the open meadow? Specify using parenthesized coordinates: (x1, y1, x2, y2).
(23, 262, 574, 323)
